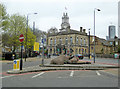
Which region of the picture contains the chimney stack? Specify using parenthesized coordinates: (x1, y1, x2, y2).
(80, 27, 82, 32)
(83, 29, 86, 33)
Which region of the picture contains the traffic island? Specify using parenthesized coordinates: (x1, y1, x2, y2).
(7, 63, 119, 74)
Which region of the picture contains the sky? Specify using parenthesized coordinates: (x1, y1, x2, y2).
(1, 0, 119, 39)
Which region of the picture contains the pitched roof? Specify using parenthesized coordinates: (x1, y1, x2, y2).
(98, 38, 111, 46)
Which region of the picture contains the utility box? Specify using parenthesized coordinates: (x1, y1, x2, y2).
(13, 60, 20, 70)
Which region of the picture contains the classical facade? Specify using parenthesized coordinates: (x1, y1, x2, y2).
(47, 12, 88, 55)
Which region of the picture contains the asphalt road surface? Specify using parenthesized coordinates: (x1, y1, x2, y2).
(1, 58, 50, 72)
(1, 56, 118, 72)
(1, 70, 118, 87)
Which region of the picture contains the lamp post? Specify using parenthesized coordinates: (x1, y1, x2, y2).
(88, 29, 90, 59)
(25, 13, 37, 62)
(93, 8, 100, 63)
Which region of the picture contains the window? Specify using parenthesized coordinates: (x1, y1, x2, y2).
(50, 38, 52, 45)
(76, 37, 78, 44)
(50, 49, 52, 54)
(54, 39, 56, 45)
(80, 38, 82, 45)
(85, 49, 86, 53)
(70, 37, 73, 45)
(116, 41, 118, 45)
(79, 48, 81, 54)
(76, 49, 77, 54)
(54, 48, 55, 53)
(59, 38, 62, 44)
(66, 38, 68, 45)
(84, 39, 86, 45)
(82, 48, 84, 54)
(110, 42, 113, 45)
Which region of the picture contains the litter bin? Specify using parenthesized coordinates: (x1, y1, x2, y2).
(13, 59, 20, 70)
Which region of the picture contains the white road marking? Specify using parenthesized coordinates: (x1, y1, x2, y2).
(1, 75, 15, 79)
(96, 71, 101, 76)
(58, 77, 62, 78)
(32, 72, 45, 78)
(70, 71, 74, 77)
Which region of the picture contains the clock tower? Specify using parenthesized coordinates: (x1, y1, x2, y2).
(61, 12, 70, 30)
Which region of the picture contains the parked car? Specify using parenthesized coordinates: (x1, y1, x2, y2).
(75, 54, 84, 59)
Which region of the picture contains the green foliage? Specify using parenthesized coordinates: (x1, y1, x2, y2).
(0, 4, 9, 31)
(1, 4, 36, 52)
(118, 46, 120, 53)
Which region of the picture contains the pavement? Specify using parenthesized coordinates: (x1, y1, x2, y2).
(6, 58, 119, 74)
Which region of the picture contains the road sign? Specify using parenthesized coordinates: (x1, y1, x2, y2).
(19, 34, 24, 42)
(42, 39, 44, 43)
(42, 38, 46, 44)
(14, 60, 17, 64)
(13, 60, 20, 70)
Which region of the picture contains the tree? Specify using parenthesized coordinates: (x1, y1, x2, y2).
(118, 46, 120, 53)
(0, 4, 9, 32)
(2, 13, 36, 53)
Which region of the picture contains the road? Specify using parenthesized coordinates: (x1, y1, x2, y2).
(1, 70, 118, 87)
(1, 56, 118, 72)
(1, 56, 119, 88)
(82, 57, 118, 65)
(1, 57, 50, 72)
(1, 56, 58, 72)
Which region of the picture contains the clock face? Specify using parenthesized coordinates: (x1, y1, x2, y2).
(63, 25, 67, 28)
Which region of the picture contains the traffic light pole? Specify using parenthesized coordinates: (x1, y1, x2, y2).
(88, 29, 90, 59)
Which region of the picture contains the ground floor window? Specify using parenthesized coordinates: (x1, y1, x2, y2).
(79, 48, 81, 54)
(50, 49, 52, 54)
(85, 49, 86, 53)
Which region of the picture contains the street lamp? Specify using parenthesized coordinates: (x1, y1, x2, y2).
(88, 29, 90, 59)
(25, 13, 38, 61)
(93, 8, 100, 63)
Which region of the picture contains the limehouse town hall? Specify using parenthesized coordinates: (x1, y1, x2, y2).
(47, 12, 88, 55)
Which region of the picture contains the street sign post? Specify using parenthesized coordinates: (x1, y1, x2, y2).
(19, 34, 24, 70)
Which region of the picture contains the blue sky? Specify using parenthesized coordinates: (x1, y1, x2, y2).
(1, 0, 119, 39)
